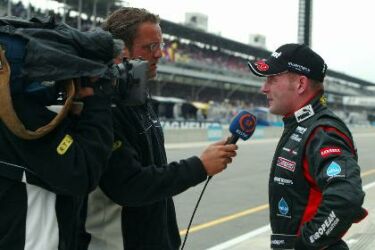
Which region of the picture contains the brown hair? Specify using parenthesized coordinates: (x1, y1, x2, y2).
(102, 7, 160, 50)
(308, 79, 324, 91)
(288, 72, 324, 92)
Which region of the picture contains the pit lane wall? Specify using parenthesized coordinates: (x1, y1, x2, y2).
(161, 120, 375, 143)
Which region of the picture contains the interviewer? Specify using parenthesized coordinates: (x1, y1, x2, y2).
(79, 7, 238, 250)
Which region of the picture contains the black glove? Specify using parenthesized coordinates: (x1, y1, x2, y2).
(80, 77, 114, 97)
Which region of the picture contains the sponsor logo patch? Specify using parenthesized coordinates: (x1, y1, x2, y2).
(290, 133, 302, 142)
(271, 239, 285, 246)
(309, 210, 340, 243)
(282, 147, 298, 155)
(277, 157, 296, 172)
(326, 161, 342, 177)
(288, 62, 311, 74)
(320, 95, 327, 106)
(274, 176, 294, 185)
(294, 104, 315, 123)
(256, 60, 269, 71)
(271, 51, 282, 58)
(112, 140, 122, 151)
(320, 147, 342, 158)
(295, 126, 307, 134)
(57, 134, 73, 155)
(277, 198, 291, 218)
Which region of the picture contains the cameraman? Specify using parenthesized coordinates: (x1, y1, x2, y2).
(79, 7, 238, 250)
(0, 73, 114, 250)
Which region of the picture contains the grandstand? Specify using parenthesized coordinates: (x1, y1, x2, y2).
(150, 19, 375, 124)
(2, 0, 375, 125)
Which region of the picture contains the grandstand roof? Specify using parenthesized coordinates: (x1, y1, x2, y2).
(160, 19, 375, 87)
(160, 19, 270, 59)
(55, 0, 122, 18)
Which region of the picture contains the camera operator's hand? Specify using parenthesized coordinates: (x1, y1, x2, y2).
(72, 77, 112, 115)
(78, 77, 114, 98)
(78, 87, 95, 98)
(199, 139, 238, 176)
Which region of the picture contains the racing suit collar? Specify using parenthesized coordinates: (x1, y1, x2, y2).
(283, 92, 327, 126)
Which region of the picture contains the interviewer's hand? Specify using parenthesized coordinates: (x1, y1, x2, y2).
(199, 139, 238, 176)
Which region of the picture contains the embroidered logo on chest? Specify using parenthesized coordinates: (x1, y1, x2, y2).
(276, 157, 296, 172)
(295, 126, 307, 134)
(290, 133, 302, 142)
(294, 104, 315, 123)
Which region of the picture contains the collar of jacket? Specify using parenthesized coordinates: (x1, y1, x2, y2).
(283, 92, 327, 127)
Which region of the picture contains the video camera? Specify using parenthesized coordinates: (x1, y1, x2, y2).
(105, 58, 149, 106)
(0, 16, 149, 140)
(0, 16, 149, 106)
(20, 58, 149, 107)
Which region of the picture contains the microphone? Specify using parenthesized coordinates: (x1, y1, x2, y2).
(226, 110, 257, 144)
(180, 110, 257, 250)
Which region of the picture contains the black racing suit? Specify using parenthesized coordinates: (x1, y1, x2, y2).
(269, 94, 367, 250)
(0, 95, 113, 250)
(79, 98, 207, 250)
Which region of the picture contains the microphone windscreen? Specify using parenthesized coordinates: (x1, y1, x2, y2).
(229, 110, 257, 141)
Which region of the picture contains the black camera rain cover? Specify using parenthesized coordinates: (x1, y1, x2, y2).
(0, 16, 114, 82)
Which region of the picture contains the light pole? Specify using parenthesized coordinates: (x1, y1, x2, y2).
(77, 0, 82, 30)
(92, 0, 97, 27)
(7, 0, 12, 16)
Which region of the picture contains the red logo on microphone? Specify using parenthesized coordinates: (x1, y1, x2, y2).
(239, 114, 256, 134)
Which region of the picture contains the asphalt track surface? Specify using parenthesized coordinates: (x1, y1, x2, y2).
(166, 133, 375, 250)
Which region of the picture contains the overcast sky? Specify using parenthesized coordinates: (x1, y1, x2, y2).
(18, 0, 375, 83)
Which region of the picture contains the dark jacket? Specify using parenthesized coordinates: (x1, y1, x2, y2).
(269, 94, 367, 250)
(0, 95, 113, 250)
(80, 99, 207, 250)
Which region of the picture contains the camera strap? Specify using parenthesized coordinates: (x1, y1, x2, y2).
(0, 47, 75, 140)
